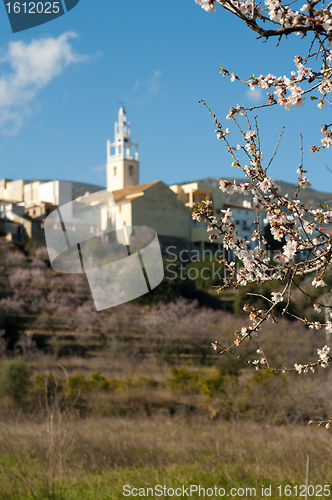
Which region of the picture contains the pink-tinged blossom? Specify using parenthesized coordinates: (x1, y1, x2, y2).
(271, 291, 283, 303)
(0, 297, 26, 314)
(309, 322, 321, 330)
(211, 341, 218, 350)
(313, 303, 321, 313)
(216, 128, 230, 139)
(192, 213, 201, 222)
(8, 268, 31, 289)
(317, 345, 330, 367)
(219, 179, 230, 192)
(245, 130, 256, 139)
(30, 258, 47, 269)
(323, 18, 332, 32)
(312, 277, 328, 287)
(302, 221, 316, 234)
(195, 0, 215, 11)
(298, 176, 311, 188)
(221, 208, 233, 224)
(258, 177, 272, 193)
(5, 251, 25, 266)
(252, 360, 260, 370)
(294, 363, 305, 374)
(326, 322, 332, 334)
(282, 239, 297, 261)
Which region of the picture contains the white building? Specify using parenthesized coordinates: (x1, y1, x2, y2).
(0, 178, 104, 209)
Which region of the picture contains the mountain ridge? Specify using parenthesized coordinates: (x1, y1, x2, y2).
(186, 177, 332, 207)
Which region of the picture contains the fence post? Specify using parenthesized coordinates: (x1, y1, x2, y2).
(305, 455, 310, 500)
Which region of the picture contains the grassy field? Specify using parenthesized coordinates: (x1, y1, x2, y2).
(0, 324, 331, 499)
(0, 416, 330, 499)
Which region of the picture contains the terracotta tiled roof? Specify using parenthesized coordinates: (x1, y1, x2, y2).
(74, 181, 161, 208)
(112, 181, 160, 203)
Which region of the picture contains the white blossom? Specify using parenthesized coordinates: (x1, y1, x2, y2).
(195, 0, 215, 11)
(283, 239, 297, 261)
(318, 345, 330, 368)
(313, 303, 321, 313)
(258, 178, 272, 193)
(294, 363, 304, 374)
(271, 292, 283, 303)
(298, 176, 311, 188)
(312, 277, 328, 288)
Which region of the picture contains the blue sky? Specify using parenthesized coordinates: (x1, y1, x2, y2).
(0, 0, 331, 193)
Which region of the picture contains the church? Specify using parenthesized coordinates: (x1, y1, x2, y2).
(104, 106, 191, 253)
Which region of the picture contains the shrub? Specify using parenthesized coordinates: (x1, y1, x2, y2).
(0, 357, 31, 404)
(168, 366, 225, 396)
(34, 373, 61, 403)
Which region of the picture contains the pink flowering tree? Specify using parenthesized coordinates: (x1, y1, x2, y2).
(193, 0, 332, 428)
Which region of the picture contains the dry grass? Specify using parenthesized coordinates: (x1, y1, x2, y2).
(0, 415, 330, 499)
(27, 351, 171, 382)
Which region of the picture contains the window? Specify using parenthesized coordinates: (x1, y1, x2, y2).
(114, 166, 117, 176)
(129, 165, 133, 176)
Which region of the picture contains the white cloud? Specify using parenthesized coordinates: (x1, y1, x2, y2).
(133, 78, 141, 91)
(245, 86, 264, 103)
(149, 70, 161, 94)
(90, 165, 105, 172)
(0, 32, 87, 135)
(125, 70, 162, 107)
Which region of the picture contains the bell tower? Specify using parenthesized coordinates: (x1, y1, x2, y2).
(106, 106, 139, 191)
